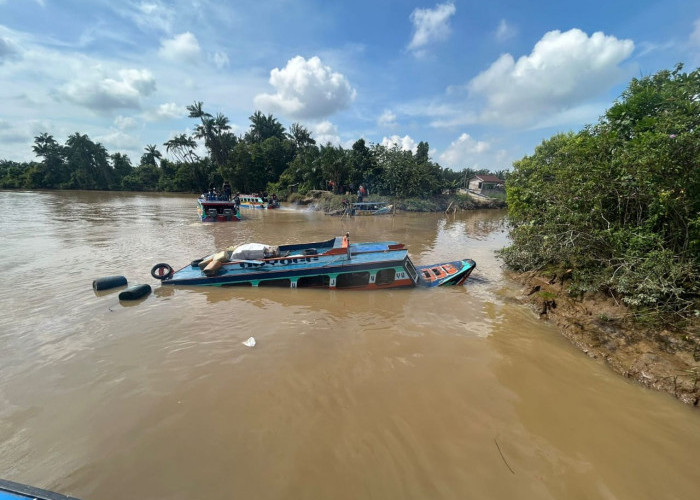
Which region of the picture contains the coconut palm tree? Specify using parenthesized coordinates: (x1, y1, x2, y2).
(141, 144, 162, 167)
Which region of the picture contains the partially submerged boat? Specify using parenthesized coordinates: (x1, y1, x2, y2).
(197, 196, 241, 222)
(150, 234, 475, 289)
(351, 201, 392, 216)
(0, 478, 80, 500)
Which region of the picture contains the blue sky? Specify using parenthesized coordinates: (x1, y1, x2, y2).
(1, 0, 699, 171)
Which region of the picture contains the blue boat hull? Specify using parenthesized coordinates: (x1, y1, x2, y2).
(0, 479, 80, 500)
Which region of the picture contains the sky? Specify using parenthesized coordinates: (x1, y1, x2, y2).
(1, 0, 699, 171)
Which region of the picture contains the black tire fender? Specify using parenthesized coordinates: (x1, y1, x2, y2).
(93, 275, 127, 291)
(151, 263, 174, 280)
(119, 284, 152, 301)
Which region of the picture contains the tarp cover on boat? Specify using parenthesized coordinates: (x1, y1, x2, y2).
(227, 243, 279, 260)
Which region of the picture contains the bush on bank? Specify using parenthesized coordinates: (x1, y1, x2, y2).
(287, 191, 506, 213)
(500, 64, 700, 324)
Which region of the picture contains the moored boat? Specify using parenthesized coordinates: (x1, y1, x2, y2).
(197, 196, 241, 222)
(239, 194, 280, 209)
(150, 234, 475, 289)
(350, 201, 393, 216)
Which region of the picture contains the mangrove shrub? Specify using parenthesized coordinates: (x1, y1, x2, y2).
(501, 64, 700, 319)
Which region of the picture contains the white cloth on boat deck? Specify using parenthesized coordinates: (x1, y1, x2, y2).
(227, 243, 280, 260)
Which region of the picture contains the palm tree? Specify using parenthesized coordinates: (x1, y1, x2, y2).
(188, 102, 236, 168)
(186, 101, 211, 121)
(32, 133, 66, 188)
(142, 144, 162, 167)
(289, 123, 316, 149)
(164, 134, 199, 163)
(245, 111, 286, 143)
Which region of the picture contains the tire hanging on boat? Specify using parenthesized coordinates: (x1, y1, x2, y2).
(151, 263, 174, 280)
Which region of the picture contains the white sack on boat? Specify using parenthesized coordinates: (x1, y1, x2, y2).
(228, 243, 279, 260)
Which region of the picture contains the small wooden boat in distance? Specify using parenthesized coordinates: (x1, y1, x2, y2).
(151, 234, 475, 289)
(351, 201, 392, 216)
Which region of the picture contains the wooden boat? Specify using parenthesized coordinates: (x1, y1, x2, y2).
(239, 194, 280, 209)
(0, 478, 80, 500)
(197, 196, 241, 222)
(351, 201, 392, 216)
(150, 234, 475, 289)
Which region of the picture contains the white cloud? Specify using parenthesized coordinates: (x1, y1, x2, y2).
(127, 1, 175, 33)
(438, 132, 515, 170)
(468, 28, 634, 126)
(381, 134, 417, 153)
(97, 130, 141, 151)
(0, 119, 31, 143)
(495, 19, 516, 42)
(0, 35, 21, 62)
(114, 115, 138, 130)
(0, 118, 54, 162)
(254, 56, 356, 119)
(149, 102, 184, 121)
(377, 109, 397, 128)
(439, 132, 491, 169)
(158, 32, 201, 63)
(313, 120, 341, 146)
(212, 50, 229, 69)
(691, 18, 700, 46)
(60, 68, 156, 112)
(407, 2, 456, 54)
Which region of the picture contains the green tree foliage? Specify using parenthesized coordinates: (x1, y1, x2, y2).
(245, 111, 287, 143)
(3, 103, 507, 199)
(32, 133, 68, 188)
(141, 144, 162, 167)
(501, 64, 699, 319)
(65, 133, 112, 190)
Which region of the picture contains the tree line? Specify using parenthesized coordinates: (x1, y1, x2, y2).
(0, 103, 505, 199)
(501, 64, 699, 322)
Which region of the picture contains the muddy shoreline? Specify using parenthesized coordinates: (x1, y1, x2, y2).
(507, 270, 700, 406)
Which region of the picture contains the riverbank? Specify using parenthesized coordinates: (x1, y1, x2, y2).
(507, 270, 700, 406)
(289, 190, 507, 212)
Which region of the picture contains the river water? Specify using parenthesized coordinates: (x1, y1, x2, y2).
(0, 190, 698, 500)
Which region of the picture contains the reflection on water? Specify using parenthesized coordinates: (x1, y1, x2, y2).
(0, 190, 698, 500)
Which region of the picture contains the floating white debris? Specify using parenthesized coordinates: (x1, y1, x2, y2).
(243, 337, 256, 347)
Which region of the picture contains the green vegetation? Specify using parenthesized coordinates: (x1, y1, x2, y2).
(500, 64, 699, 322)
(0, 105, 506, 204)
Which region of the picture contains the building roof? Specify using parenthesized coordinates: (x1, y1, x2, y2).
(471, 175, 503, 183)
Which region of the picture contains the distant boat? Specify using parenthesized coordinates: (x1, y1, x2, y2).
(197, 196, 241, 222)
(239, 194, 280, 209)
(350, 201, 392, 216)
(0, 478, 80, 500)
(150, 234, 475, 289)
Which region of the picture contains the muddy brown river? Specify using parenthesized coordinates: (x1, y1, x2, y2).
(1, 190, 698, 500)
